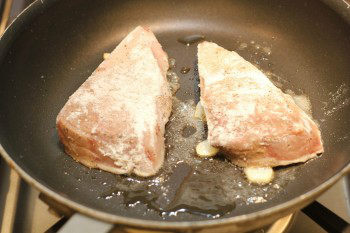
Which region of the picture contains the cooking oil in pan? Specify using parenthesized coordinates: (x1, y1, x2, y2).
(323, 83, 350, 117)
(97, 97, 296, 219)
(177, 35, 205, 46)
(180, 67, 191, 74)
(166, 66, 180, 95)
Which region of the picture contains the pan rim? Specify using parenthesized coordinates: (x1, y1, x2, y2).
(1, 142, 349, 229)
(1, 0, 350, 229)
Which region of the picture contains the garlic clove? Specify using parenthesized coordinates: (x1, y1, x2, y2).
(244, 167, 274, 185)
(196, 139, 219, 158)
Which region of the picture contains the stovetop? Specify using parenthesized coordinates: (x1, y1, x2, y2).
(1, 0, 350, 232)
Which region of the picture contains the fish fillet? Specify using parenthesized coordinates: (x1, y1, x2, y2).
(198, 41, 323, 167)
(57, 26, 172, 176)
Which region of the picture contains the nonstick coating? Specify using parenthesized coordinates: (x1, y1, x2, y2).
(1, 0, 350, 226)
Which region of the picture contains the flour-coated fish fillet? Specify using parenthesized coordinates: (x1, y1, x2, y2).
(57, 26, 172, 176)
(198, 41, 323, 167)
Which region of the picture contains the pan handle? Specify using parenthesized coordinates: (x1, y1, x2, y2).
(302, 201, 350, 233)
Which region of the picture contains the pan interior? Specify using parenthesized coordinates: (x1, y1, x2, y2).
(1, 0, 350, 222)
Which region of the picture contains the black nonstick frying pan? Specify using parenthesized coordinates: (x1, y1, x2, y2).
(1, 0, 350, 232)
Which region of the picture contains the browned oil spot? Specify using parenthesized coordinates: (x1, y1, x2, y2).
(181, 125, 197, 138)
(181, 67, 191, 74)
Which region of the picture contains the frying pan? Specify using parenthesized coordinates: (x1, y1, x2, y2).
(1, 0, 350, 232)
